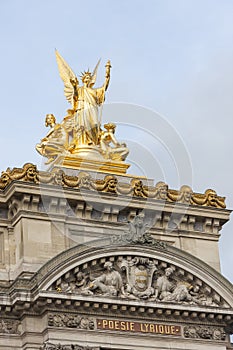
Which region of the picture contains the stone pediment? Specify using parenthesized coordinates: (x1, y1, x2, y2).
(35, 238, 233, 311)
(0, 236, 232, 335)
(0, 233, 232, 348)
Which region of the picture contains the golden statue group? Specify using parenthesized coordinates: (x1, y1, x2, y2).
(36, 51, 129, 166)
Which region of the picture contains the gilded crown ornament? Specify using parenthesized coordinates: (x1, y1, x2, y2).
(36, 51, 129, 173)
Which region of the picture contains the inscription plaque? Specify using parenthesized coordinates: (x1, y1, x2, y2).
(97, 319, 181, 336)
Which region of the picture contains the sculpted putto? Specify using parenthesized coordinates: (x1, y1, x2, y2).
(36, 114, 71, 164)
(100, 123, 129, 161)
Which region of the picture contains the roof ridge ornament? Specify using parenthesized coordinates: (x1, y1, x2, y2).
(111, 213, 167, 249)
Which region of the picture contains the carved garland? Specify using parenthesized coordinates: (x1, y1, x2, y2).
(0, 163, 226, 208)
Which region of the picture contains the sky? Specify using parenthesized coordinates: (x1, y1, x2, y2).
(0, 0, 233, 282)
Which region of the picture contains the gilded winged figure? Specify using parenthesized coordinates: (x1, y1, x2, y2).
(55, 50, 111, 146)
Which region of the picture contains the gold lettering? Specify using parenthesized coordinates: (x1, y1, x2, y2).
(120, 321, 126, 331)
(149, 324, 155, 333)
(130, 322, 135, 331)
(140, 323, 145, 332)
(102, 320, 108, 329)
(98, 319, 180, 336)
(159, 325, 164, 334)
(109, 321, 114, 329)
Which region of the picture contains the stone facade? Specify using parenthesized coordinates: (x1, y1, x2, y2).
(0, 164, 230, 282)
(0, 167, 232, 349)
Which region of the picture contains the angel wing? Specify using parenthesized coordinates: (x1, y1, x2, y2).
(55, 50, 79, 107)
(89, 58, 101, 88)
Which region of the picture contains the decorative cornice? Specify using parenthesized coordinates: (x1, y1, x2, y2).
(0, 296, 232, 329)
(0, 163, 226, 209)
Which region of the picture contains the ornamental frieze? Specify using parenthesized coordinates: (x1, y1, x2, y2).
(45, 317, 227, 342)
(0, 163, 226, 209)
(0, 319, 21, 334)
(41, 343, 99, 350)
(184, 325, 226, 340)
(51, 253, 226, 307)
(48, 313, 94, 330)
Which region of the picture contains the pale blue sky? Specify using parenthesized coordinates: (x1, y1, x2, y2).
(0, 0, 233, 282)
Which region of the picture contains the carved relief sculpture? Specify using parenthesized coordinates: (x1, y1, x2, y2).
(52, 252, 226, 308)
(119, 257, 157, 299)
(87, 261, 124, 297)
(48, 314, 94, 330)
(0, 319, 21, 334)
(184, 326, 226, 340)
(41, 343, 99, 350)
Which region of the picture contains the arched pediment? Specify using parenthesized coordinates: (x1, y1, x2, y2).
(35, 238, 233, 310)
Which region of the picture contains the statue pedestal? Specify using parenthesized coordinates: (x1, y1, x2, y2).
(56, 155, 130, 174)
(69, 145, 104, 159)
(49, 145, 130, 175)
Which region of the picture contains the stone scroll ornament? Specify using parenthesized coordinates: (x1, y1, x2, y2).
(0, 163, 226, 209)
